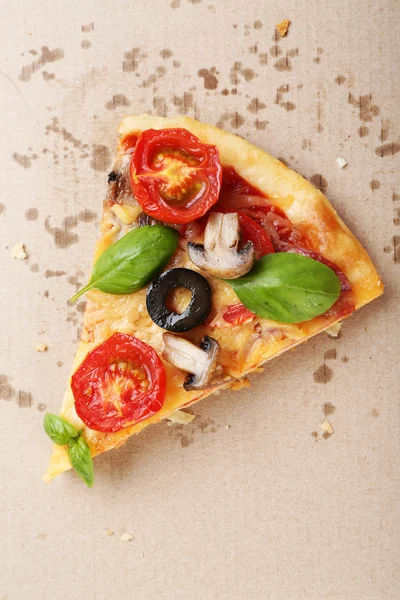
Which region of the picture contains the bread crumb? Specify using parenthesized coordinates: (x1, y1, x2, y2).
(326, 322, 342, 338)
(11, 242, 28, 259)
(225, 424, 231, 429)
(230, 377, 250, 391)
(120, 532, 133, 542)
(36, 343, 48, 352)
(140, 552, 145, 558)
(276, 19, 290, 37)
(105, 529, 113, 536)
(336, 157, 348, 168)
(166, 410, 196, 425)
(321, 420, 334, 434)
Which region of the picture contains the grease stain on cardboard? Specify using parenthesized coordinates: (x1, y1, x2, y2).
(197, 67, 219, 90)
(90, 145, 111, 172)
(19, 46, 64, 82)
(230, 62, 256, 85)
(375, 142, 400, 157)
(310, 174, 328, 194)
(313, 364, 334, 384)
(247, 98, 266, 113)
(105, 94, 130, 110)
(122, 47, 147, 73)
(25, 208, 39, 221)
(216, 112, 245, 129)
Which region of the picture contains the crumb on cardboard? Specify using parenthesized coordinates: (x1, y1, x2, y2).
(36, 343, 48, 352)
(321, 420, 334, 435)
(230, 377, 251, 391)
(11, 242, 28, 259)
(336, 157, 348, 169)
(326, 322, 342, 338)
(120, 532, 133, 542)
(276, 19, 290, 37)
(166, 410, 196, 425)
(105, 529, 113, 536)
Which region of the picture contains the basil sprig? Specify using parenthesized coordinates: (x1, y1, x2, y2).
(68, 436, 94, 488)
(44, 413, 94, 488)
(70, 225, 179, 302)
(44, 413, 80, 445)
(225, 253, 341, 324)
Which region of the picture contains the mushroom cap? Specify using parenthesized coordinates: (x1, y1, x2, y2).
(162, 333, 221, 391)
(188, 212, 255, 279)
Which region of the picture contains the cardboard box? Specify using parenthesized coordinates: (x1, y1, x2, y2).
(1, 1, 398, 598)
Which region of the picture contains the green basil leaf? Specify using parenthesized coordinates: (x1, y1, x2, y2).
(44, 413, 80, 445)
(70, 225, 179, 302)
(225, 253, 341, 324)
(68, 436, 94, 488)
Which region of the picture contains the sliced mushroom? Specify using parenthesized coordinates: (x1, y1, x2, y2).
(162, 332, 220, 391)
(187, 212, 255, 279)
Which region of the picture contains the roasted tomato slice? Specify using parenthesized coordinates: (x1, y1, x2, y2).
(71, 333, 166, 433)
(130, 128, 222, 224)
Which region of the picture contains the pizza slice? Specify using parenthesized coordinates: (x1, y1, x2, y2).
(44, 115, 383, 486)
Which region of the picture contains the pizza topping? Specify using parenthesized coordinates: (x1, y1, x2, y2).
(275, 242, 351, 291)
(71, 333, 166, 433)
(106, 152, 136, 207)
(220, 166, 265, 198)
(43, 413, 94, 487)
(70, 225, 179, 302)
(107, 170, 118, 183)
(162, 333, 221, 391)
(146, 268, 212, 332)
(225, 253, 341, 324)
(223, 303, 255, 326)
(110, 203, 142, 225)
(68, 435, 95, 488)
(44, 413, 80, 445)
(137, 211, 162, 227)
(187, 212, 255, 278)
(130, 128, 222, 224)
(215, 208, 275, 259)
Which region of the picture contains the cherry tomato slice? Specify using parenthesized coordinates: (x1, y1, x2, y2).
(223, 303, 255, 326)
(71, 333, 166, 433)
(237, 213, 275, 259)
(130, 128, 222, 224)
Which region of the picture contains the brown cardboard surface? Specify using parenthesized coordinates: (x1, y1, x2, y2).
(1, 1, 399, 598)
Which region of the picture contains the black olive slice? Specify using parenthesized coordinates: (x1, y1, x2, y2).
(146, 268, 212, 332)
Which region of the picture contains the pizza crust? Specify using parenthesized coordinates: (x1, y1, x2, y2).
(44, 115, 383, 482)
